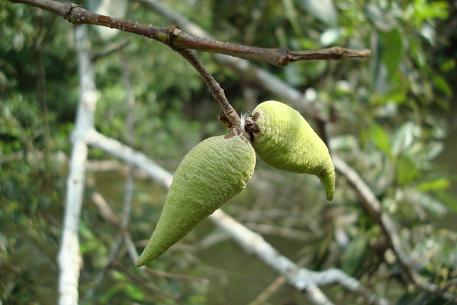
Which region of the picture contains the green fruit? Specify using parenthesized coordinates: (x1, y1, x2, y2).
(248, 100, 335, 200)
(136, 135, 256, 266)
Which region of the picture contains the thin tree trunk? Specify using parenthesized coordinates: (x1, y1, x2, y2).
(58, 25, 97, 305)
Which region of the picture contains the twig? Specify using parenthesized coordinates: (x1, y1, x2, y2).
(120, 57, 135, 235)
(91, 40, 129, 62)
(57, 25, 97, 305)
(91, 192, 120, 225)
(123, 232, 139, 264)
(10, 0, 370, 66)
(244, 223, 314, 241)
(162, 29, 371, 66)
(83, 235, 124, 301)
(85, 131, 390, 305)
(248, 275, 287, 305)
(119, 60, 140, 269)
(144, 267, 208, 283)
(113, 261, 180, 303)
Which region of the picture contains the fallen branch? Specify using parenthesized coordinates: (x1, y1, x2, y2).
(86, 130, 390, 305)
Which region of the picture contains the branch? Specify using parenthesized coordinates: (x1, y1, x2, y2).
(11, 0, 370, 67)
(85, 130, 390, 305)
(58, 25, 97, 305)
(248, 275, 287, 305)
(159, 29, 371, 66)
(86, 130, 173, 188)
(120, 56, 135, 234)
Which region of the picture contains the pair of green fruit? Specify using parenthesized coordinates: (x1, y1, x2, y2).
(136, 100, 335, 266)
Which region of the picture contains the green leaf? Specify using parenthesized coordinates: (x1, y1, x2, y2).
(434, 191, 457, 213)
(341, 235, 367, 275)
(380, 29, 404, 76)
(299, 0, 337, 26)
(395, 155, 418, 186)
(417, 178, 450, 192)
(392, 122, 417, 156)
(368, 124, 392, 157)
(282, 0, 302, 36)
(432, 74, 452, 97)
(404, 189, 447, 216)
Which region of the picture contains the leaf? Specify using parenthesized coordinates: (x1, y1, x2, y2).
(380, 29, 404, 76)
(434, 191, 457, 213)
(367, 124, 392, 157)
(417, 178, 450, 192)
(320, 28, 340, 46)
(299, 0, 338, 26)
(432, 74, 452, 97)
(392, 122, 418, 156)
(341, 235, 367, 275)
(403, 189, 447, 216)
(395, 155, 418, 186)
(282, 0, 302, 36)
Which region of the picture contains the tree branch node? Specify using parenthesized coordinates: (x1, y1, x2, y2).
(166, 24, 182, 49)
(63, 4, 84, 23)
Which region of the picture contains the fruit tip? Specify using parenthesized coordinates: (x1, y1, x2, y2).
(135, 259, 145, 267)
(135, 253, 149, 267)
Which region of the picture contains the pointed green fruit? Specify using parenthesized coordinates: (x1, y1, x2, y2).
(136, 135, 256, 266)
(248, 100, 335, 200)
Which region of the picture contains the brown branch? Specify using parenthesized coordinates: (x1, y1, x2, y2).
(165, 30, 371, 66)
(10, 0, 370, 67)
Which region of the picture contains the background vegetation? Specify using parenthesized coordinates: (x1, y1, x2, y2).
(1, 0, 456, 304)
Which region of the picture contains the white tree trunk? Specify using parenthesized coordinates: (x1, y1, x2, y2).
(58, 25, 97, 305)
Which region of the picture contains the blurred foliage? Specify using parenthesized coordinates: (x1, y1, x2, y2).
(1, 0, 457, 304)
